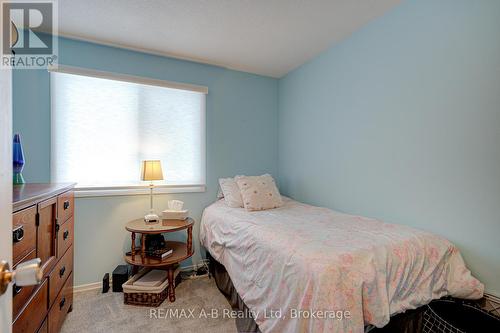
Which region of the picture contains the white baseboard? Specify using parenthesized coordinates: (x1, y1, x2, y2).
(74, 281, 106, 293)
(74, 260, 210, 292)
(180, 259, 209, 272)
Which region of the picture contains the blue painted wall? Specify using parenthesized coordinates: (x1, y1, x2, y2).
(14, 0, 500, 297)
(278, 0, 500, 296)
(13, 37, 278, 285)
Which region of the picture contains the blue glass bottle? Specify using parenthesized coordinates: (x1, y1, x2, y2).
(13, 134, 25, 184)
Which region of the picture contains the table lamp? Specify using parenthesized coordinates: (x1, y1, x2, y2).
(141, 160, 164, 222)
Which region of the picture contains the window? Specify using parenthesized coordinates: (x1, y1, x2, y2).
(50, 66, 206, 195)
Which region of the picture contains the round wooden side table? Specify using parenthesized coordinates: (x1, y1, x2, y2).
(124, 217, 194, 302)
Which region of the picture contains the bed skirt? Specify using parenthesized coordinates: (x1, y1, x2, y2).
(207, 252, 261, 333)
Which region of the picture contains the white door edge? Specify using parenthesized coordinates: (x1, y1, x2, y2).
(0, 67, 13, 332)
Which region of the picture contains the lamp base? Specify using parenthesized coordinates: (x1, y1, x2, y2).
(144, 213, 160, 223)
(13, 172, 25, 185)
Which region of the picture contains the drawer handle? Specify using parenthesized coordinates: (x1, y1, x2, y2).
(59, 296, 66, 309)
(63, 230, 69, 240)
(13, 284, 22, 296)
(59, 266, 66, 277)
(63, 200, 70, 210)
(13, 225, 24, 243)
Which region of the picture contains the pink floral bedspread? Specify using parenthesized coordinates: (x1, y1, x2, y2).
(200, 197, 483, 333)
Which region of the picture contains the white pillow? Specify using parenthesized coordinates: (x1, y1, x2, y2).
(216, 187, 224, 200)
(235, 174, 283, 211)
(219, 177, 244, 208)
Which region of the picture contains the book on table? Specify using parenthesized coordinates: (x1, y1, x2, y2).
(146, 248, 173, 260)
(124, 247, 173, 259)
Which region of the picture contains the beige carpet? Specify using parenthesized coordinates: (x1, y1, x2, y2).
(61, 277, 237, 333)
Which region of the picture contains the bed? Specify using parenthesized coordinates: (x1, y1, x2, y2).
(200, 197, 484, 333)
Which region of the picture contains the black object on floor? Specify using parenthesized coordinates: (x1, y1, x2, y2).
(423, 299, 500, 333)
(112, 265, 130, 292)
(196, 266, 208, 276)
(175, 271, 182, 287)
(371, 298, 500, 333)
(102, 273, 110, 293)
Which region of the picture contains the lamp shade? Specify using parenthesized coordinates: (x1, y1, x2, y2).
(141, 160, 164, 181)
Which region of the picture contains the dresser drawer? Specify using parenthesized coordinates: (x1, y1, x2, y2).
(13, 250, 37, 319)
(13, 206, 37, 266)
(48, 272, 73, 333)
(13, 279, 48, 333)
(57, 217, 73, 259)
(37, 197, 57, 267)
(49, 246, 73, 306)
(57, 191, 74, 224)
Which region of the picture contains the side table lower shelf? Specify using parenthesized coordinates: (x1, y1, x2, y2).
(124, 241, 194, 302)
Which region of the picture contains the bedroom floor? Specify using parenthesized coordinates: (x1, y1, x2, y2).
(61, 277, 237, 333)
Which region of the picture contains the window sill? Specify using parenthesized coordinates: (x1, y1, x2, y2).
(74, 184, 206, 198)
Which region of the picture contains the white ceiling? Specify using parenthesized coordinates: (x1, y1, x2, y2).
(58, 0, 401, 78)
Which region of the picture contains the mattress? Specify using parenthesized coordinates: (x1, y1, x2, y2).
(200, 197, 484, 333)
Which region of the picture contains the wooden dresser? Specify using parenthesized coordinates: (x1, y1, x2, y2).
(12, 183, 76, 333)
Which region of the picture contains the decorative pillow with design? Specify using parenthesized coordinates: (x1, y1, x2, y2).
(219, 177, 244, 208)
(235, 174, 283, 211)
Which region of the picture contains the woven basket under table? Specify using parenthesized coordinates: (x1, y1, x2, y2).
(123, 268, 170, 307)
(124, 288, 168, 307)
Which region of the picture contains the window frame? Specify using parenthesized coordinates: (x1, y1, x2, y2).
(48, 65, 207, 197)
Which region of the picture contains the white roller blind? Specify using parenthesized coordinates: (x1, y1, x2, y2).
(51, 70, 206, 188)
